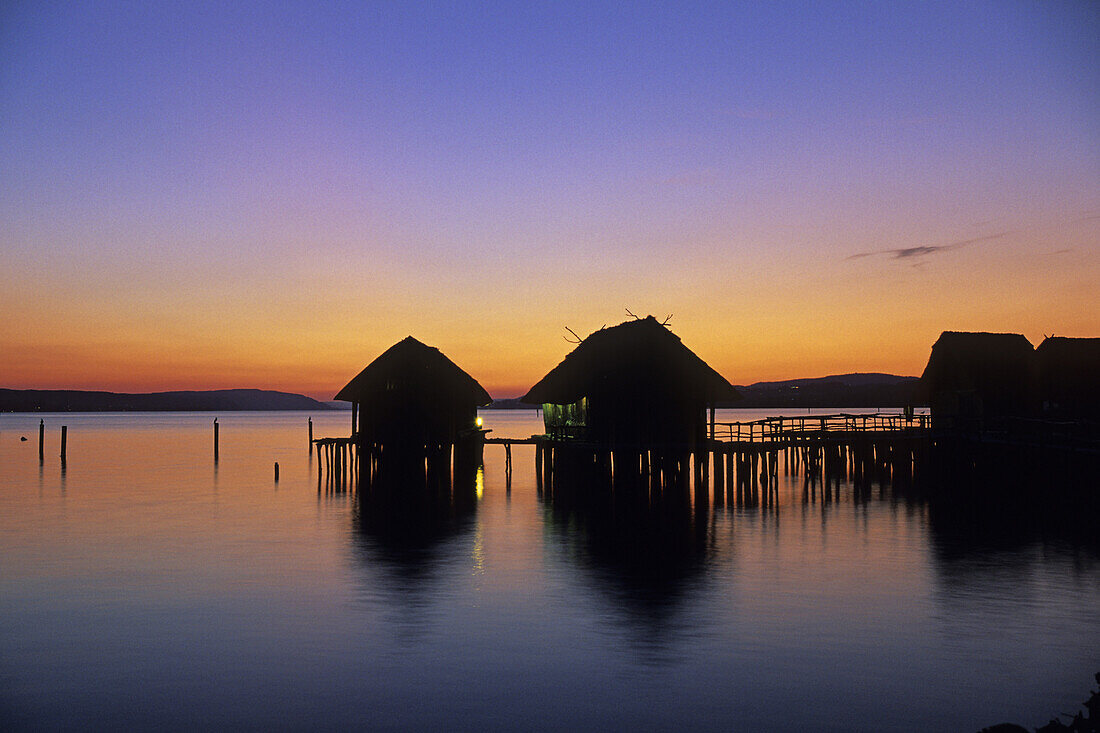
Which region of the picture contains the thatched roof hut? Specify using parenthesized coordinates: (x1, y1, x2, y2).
(522, 316, 739, 448)
(920, 331, 1034, 426)
(1034, 336, 1100, 417)
(336, 337, 491, 447)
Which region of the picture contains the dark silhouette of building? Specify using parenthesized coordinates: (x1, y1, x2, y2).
(920, 331, 1034, 430)
(521, 316, 739, 450)
(335, 336, 491, 453)
(1034, 336, 1100, 419)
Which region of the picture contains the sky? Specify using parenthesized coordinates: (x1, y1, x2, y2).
(1, 0, 1097, 399)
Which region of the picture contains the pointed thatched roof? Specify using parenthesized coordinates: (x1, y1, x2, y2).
(1034, 336, 1100, 365)
(334, 337, 491, 406)
(920, 331, 1034, 386)
(1034, 336, 1100, 406)
(521, 316, 739, 405)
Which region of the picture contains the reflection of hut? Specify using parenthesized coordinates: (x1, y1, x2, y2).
(920, 331, 1034, 429)
(1034, 337, 1100, 418)
(521, 317, 739, 449)
(335, 337, 491, 458)
(544, 476, 710, 643)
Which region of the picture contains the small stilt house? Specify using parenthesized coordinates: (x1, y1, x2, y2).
(1034, 336, 1100, 418)
(920, 331, 1034, 429)
(521, 316, 739, 449)
(335, 337, 491, 451)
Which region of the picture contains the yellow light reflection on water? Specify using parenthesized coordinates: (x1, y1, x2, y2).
(475, 464, 484, 500)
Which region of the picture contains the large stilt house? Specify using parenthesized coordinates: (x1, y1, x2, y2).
(920, 331, 1034, 430)
(521, 316, 739, 449)
(335, 337, 491, 450)
(1034, 336, 1100, 418)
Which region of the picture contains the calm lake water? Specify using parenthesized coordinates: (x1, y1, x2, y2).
(1, 409, 1097, 731)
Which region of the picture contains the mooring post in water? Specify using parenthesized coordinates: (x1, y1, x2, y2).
(274, 462, 279, 482)
(308, 417, 313, 453)
(39, 419, 44, 461)
(213, 418, 219, 461)
(60, 425, 67, 462)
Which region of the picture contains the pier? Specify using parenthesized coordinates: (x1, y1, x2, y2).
(316, 409, 1098, 504)
(507, 411, 931, 505)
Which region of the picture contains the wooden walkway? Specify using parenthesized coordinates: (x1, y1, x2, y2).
(482, 412, 929, 451)
(312, 413, 932, 495)
(310, 411, 1095, 501)
(477, 412, 932, 499)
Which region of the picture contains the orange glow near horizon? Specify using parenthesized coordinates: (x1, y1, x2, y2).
(3, 217, 1097, 401)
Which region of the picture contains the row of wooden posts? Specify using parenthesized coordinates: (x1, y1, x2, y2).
(31, 419, 67, 462)
(312, 437, 483, 495)
(24, 418, 922, 500)
(314, 438, 356, 491)
(531, 434, 925, 506)
(17, 416, 914, 494)
(310, 423, 925, 505)
(304, 417, 927, 501)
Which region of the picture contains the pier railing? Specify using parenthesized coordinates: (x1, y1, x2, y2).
(710, 412, 930, 443)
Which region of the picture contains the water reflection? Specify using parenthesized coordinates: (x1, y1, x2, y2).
(916, 457, 1100, 560)
(921, 469, 1100, 613)
(541, 470, 714, 654)
(351, 469, 479, 561)
(345, 461, 481, 635)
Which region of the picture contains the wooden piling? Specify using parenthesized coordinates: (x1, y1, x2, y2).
(701, 444, 710, 487)
(544, 444, 554, 495)
(535, 442, 544, 493)
(213, 418, 219, 461)
(713, 449, 725, 504)
(308, 417, 313, 453)
(60, 425, 67, 461)
(38, 419, 44, 461)
(274, 462, 280, 481)
(726, 448, 735, 503)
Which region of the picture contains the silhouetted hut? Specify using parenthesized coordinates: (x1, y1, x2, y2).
(335, 337, 491, 451)
(1034, 336, 1100, 418)
(920, 331, 1034, 429)
(521, 317, 739, 449)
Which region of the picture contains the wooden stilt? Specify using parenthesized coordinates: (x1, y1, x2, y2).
(713, 449, 725, 506)
(535, 442, 544, 493)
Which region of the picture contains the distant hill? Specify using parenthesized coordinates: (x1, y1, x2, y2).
(0, 388, 337, 412)
(729, 373, 925, 408)
(4, 374, 924, 412)
(486, 373, 926, 409)
(488, 398, 537, 409)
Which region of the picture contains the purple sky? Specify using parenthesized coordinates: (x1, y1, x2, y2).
(1, 1, 1097, 397)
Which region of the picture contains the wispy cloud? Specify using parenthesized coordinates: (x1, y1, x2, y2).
(847, 231, 1012, 262)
